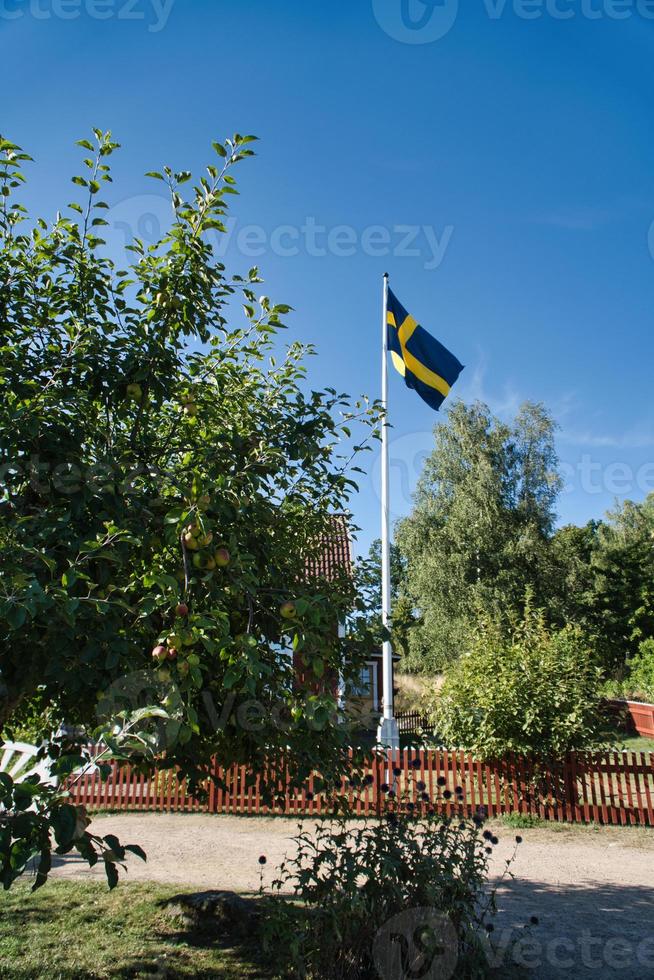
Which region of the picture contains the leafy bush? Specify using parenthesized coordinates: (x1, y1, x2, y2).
(262, 780, 513, 979)
(605, 639, 654, 704)
(433, 604, 609, 758)
(2, 691, 57, 745)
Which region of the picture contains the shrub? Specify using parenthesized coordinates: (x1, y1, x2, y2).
(262, 780, 512, 979)
(2, 690, 58, 745)
(607, 639, 654, 704)
(434, 604, 609, 759)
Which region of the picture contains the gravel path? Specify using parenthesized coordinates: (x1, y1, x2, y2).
(52, 814, 654, 978)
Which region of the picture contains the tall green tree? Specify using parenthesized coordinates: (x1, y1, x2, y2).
(550, 498, 654, 670)
(396, 400, 561, 671)
(590, 498, 654, 666)
(0, 132, 380, 887)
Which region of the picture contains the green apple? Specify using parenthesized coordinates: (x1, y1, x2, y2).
(199, 531, 213, 547)
(126, 382, 142, 402)
(167, 634, 183, 649)
(204, 555, 216, 571)
(215, 547, 230, 567)
(280, 600, 297, 620)
(175, 602, 189, 618)
(183, 532, 199, 551)
(192, 552, 204, 569)
(152, 645, 167, 662)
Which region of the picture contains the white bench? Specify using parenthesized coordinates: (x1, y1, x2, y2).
(0, 740, 54, 784)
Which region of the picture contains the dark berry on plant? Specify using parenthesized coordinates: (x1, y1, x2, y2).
(393, 767, 402, 777)
(416, 780, 426, 792)
(530, 916, 539, 926)
(388, 789, 396, 799)
(515, 835, 523, 844)
(305, 791, 314, 801)
(485, 847, 493, 854)
(381, 782, 389, 792)
(421, 792, 430, 802)
(483, 830, 493, 841)
(411, 759, 421, 770)
(485, 923, 495, 933)
(491, 836, 499, 845)
(258, 855, 267, 865)
(443, 790, 452, 800)
(437, 776, 447, 787)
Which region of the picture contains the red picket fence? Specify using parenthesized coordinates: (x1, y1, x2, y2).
(66, 748, 654, 827)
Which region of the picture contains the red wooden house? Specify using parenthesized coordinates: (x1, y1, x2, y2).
(295, 515, 395, 722)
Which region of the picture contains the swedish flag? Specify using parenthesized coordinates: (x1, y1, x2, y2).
(387, 287, 464, 412)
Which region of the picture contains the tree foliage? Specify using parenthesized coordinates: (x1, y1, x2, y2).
(551, 498, 654, 670)
(0, 131, 380, 886)
(396, 400, 561, 671)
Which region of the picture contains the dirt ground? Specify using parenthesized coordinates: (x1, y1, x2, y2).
(51, 814, 654, 979)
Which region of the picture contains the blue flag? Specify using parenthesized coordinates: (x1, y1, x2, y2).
(386, 287, 464, 412)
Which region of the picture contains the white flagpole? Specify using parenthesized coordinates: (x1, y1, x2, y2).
(377, 272, 400, 750)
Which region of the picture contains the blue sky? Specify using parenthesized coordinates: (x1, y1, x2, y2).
(2, 0, 654, 558)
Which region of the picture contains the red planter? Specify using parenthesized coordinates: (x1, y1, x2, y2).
(607, 699, 654, 738)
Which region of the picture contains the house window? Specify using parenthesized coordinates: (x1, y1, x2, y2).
(352, 662, 379, 710)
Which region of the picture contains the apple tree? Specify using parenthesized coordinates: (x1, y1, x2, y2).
(0, 131, 380, 887)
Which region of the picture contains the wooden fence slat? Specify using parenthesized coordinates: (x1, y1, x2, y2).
(493, 761, 502, 819)
(639, 752, 654, 824)
(625, 751, 636, 825)
(633, 752, 648, 827)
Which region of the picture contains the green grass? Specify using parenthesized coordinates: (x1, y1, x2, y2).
(615, 734, 654, 752)
(0, 881, 277, 979)
(500, 813, 546, 830)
